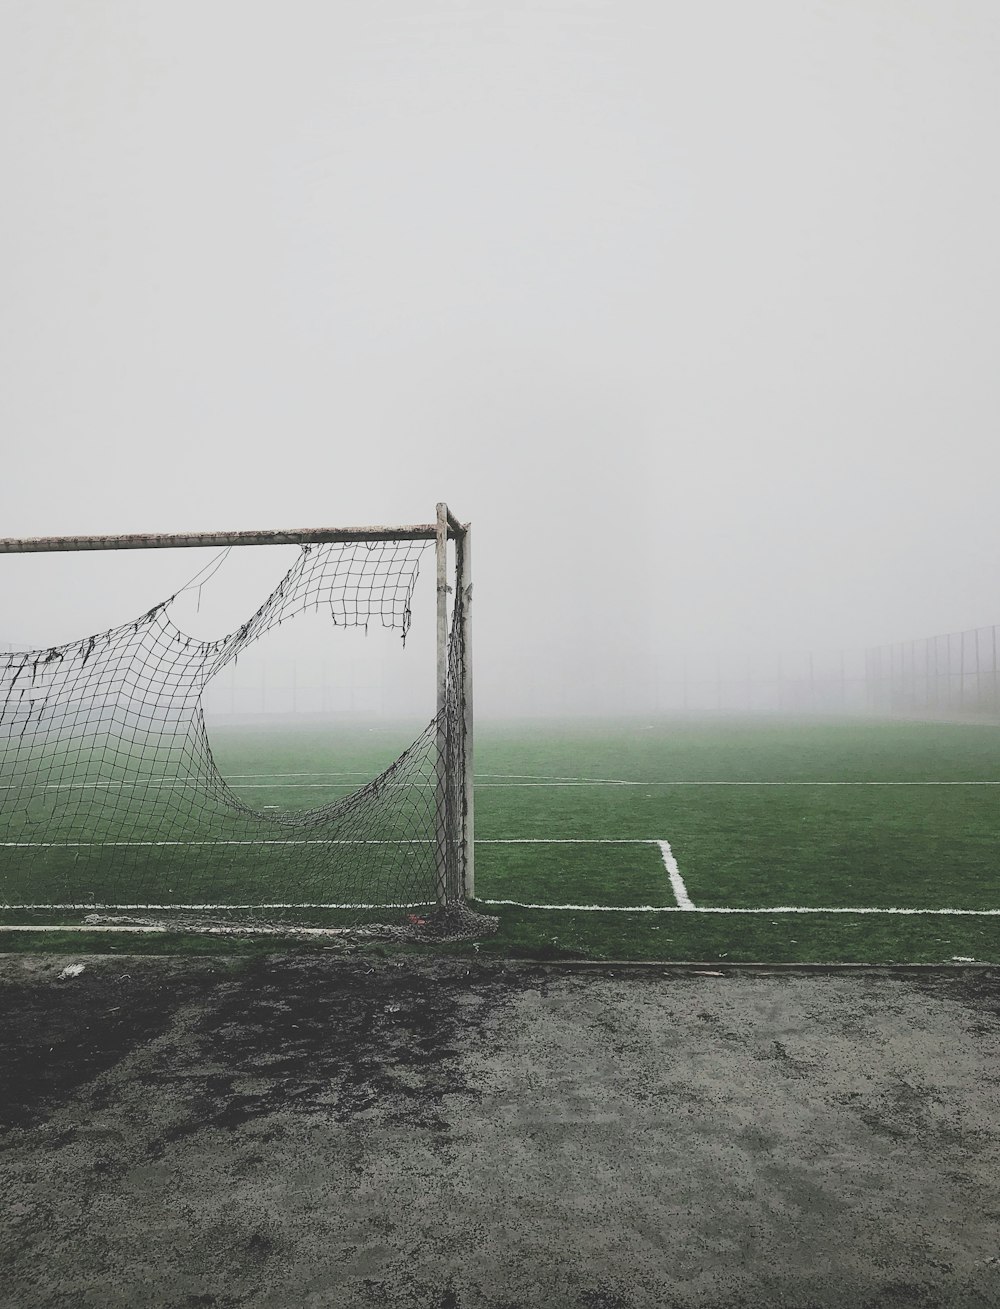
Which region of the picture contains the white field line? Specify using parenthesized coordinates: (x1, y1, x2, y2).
(0, 839, 436, 848)
(0, 924, 378, 936)
(657, 839, 694, 909)
(0, 837, 662, 849)
(481, 774, 1000, 787)
(17, 769, 998, 787)
(192, 772, 1000, 788)
(2, 924, 171, 933)
(478, 772, 1000, 786)
(481, 902, 1000, 915)
(227, 772, 371, 778)
(7, 901, 435, 911)
(5, 831, 998, 918)
(0, 782, 418, 791)
(308, 767, 964, 785)
(5, 774, 999, 785)
(6, 905, 1000, 919)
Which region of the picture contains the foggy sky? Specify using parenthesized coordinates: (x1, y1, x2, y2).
(2, 1, 998, 716)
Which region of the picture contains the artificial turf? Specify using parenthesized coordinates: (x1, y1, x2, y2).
(2, 716, 998, 964)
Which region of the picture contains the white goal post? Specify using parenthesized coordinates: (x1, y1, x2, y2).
(0, 503, 474, 921)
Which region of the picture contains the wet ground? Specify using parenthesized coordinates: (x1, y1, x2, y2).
(1, 955, 998, 1308)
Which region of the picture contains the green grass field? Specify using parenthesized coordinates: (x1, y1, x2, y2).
(2, 716, 999, 963)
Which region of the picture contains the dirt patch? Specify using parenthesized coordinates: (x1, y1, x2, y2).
(0, 957, 218, 1129)
(144, 955, 514, 1143)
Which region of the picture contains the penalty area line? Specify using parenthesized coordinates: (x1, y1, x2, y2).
(657, 838, 694, 909)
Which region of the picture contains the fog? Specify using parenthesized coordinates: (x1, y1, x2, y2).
(2, 2, 998, 718)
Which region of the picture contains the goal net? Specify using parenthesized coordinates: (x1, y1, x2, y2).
(0, 507, 479, 936)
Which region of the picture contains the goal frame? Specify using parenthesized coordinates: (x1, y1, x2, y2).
(0, 502, 474, 907)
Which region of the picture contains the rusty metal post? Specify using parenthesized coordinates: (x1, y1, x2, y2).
(434, 503, 449, 907)
(456, 523, 474, 900)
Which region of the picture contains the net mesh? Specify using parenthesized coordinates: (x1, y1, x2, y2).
(0, 539, 475, 932)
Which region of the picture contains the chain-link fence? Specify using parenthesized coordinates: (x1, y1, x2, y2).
(651, 650, 869, 716)
(650, 628, 1000, 721)
(864, 625, 1000, 720)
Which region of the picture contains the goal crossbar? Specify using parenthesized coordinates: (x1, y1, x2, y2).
(0, 522, 468, 555)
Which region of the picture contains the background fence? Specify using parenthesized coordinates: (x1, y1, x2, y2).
(652, 650, 870, 717)
(864, 624, 1000, 720)
(650, 627, 1000, 720)
(5, 626, 1000, 721)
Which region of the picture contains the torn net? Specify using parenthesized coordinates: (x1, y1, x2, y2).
(0, 540, 469, 928)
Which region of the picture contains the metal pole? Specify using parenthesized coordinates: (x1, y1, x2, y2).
(434, 503, 449, 907)
(890, 638, 900, 712)
(457, 524, 475, 900)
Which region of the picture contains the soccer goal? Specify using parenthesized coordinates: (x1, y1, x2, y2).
(0, 504, 478, 935)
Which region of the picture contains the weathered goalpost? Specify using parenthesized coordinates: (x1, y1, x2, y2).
(0, 504, 478, 934)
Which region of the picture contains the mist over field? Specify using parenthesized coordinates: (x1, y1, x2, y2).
(1, 1, 998, 718)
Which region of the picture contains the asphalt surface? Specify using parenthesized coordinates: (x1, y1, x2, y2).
(1, 954, 998, 1308)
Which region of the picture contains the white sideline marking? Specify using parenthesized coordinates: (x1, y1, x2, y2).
(473, 774, 999, 785)
(478, 901, 1000, 916)
(181, 772, 1000, 788)
(6, 904, 1000, 918)
(0, 837, 662, 849)
(227, 772, 371, 778)
(0, 924, 374, 936)
(0, 839, 436, 848)
(218, 771, 1000, 786)
(226, 774, 999, 785)
(479, 773, 628, 783)
(6, 901, 435, 911)
(3, 782, 419, 792)
(687, 905, 1000, 915)
(658, 839, 694, 909)
(2, 924, 171, 933)
(5, 774, 999, 785)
